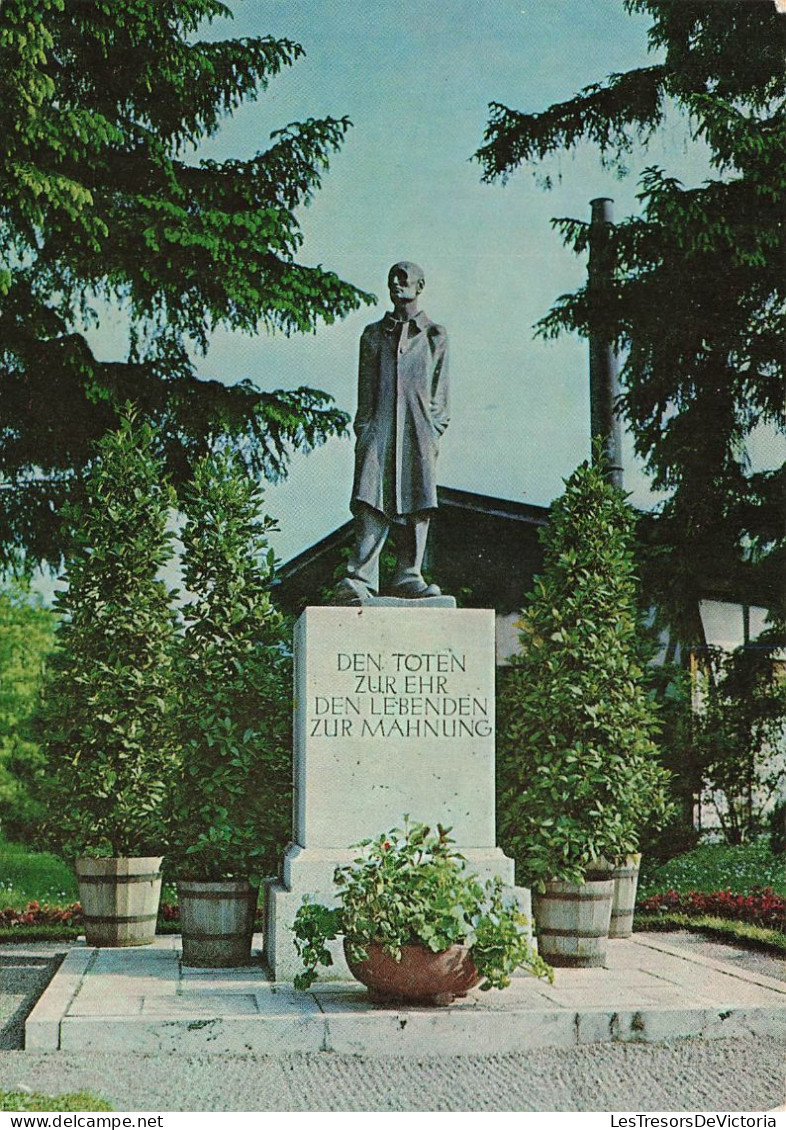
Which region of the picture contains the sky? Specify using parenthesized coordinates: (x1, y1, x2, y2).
(89, 0, 781, 563)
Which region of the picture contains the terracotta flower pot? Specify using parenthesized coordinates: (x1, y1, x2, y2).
(344, 939, 481, 1005)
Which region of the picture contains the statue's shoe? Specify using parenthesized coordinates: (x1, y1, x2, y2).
(387, 579, 442, 599)
(331, 577, 376, 604)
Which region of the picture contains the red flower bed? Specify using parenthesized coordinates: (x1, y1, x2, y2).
(638, 887, 785, 930)
(0, 901, 83, 928)
(1, 901, 181, 927)
(6, 892, 781, 933)
(1, 899, 263, 928)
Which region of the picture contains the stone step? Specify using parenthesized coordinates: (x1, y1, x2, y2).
(25, 934, 786, 1056)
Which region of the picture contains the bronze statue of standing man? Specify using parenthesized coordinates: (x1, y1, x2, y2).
(335, 261, 449, 603)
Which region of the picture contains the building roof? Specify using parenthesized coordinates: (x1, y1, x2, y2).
(273, 485, 549, 616)
(274, 484, 779, 653)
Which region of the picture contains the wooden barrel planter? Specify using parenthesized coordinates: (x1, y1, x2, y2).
(532, 878, 613, 967)
(586, 855, 642, 939)
(608, 854, 641, 938)
(177, 880, 258, 968)
(75, 857, 163, 947)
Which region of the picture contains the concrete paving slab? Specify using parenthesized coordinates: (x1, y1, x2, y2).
(324, 1006, 580, 1056)
(255, 983, 324, 1016)
(25, 947, 94, 1051)
(93, 948, 179, 971)
(310, 978, 555, 1013)
(181, 975, 272, 995)
(58, 1014, 327, 1054)
(69, 995, 146, 1017)
(75, 975, 178, 999)
(540, 986, 703, 1009)
(141, 995, 260, 1016)
(25, 932, 786, 1056)
(634, 935, 786, 993)
(181, 963, 270, 980)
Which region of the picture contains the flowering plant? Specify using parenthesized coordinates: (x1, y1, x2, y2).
(292, 819, 553, 991)
(638, 887, 785, 930)
(0, 901, 83, 928)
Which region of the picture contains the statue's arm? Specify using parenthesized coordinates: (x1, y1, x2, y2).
(354, 328, 375, 434)
(430, 331, 449, 437)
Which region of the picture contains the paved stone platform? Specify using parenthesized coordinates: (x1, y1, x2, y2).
(26, 933, 786, 1056)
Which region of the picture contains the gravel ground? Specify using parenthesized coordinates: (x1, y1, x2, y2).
(0, 1041, 783, 1112)
(0, 936, 783, 1112)
(0, 947, 65, 1050)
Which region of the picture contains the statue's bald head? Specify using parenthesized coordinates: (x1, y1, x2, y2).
(388, 261, 425, 306)
(389, 261, 425, 285)
(386, 259, 424, 284)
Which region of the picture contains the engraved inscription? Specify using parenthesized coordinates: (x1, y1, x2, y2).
(307, 648, 492, 740)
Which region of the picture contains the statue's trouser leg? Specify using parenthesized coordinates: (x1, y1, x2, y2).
(391, 515, 430, 587)
(346, 504, 390, 594)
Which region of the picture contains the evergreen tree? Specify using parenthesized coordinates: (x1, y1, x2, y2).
(497, 458, 672, 887)
(476, 1, 785, 640)
(0, 580, 56, 843)
(40, 411, 178, 858)
(693, 641, 786, 844)
(172, 451, 292, 881)
(0, 0, 373, 571)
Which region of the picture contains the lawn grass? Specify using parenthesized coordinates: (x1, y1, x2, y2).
(0, 836, 78, 908)
(0, 835, 181, 939)
(0, 923, 81, 942)
(635, 840, 785, 950)
(635, 913, 786, 955)
(1, 834, 179, 910)
(638, 839, 785, 899)
(0, 1090, 112, 1112)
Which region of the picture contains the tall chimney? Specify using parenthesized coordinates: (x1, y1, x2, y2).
(588, 197, 623, 488)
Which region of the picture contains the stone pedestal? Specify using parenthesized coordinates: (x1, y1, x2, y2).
(265, 605, 523, 981)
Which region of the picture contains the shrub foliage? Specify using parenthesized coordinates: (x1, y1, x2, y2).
(293, 820, 553, 992)
(171, 451, 292, 881)
(0, 582, 56, 842)
(498, 457, 672, 888)
(693, 644, 786, 844)
(39, 411, 178, 857)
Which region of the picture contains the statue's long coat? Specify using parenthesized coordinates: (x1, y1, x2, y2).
(351, 309, 449, 521)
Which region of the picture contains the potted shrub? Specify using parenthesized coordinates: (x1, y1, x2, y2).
(497, 456, 673, 964)
(292, 819, 553, 1002)
(40, 411, 178, 946)
(171, 452, 292, 967)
